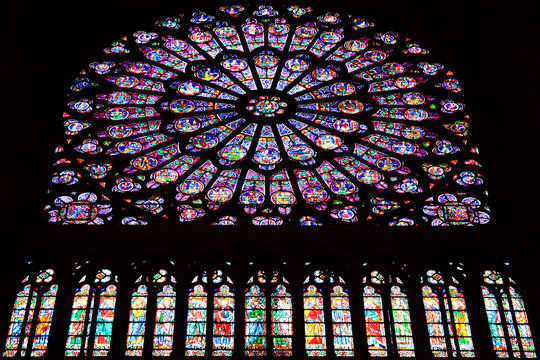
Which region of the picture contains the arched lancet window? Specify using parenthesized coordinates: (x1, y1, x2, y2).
(482, 269, 536, 358)
(421, 267, 474, 358)
(303, 270, 354, 357)
(3, 269, 57, 357)
(44, 4, 491, 226)
(362, 268, 415, 357)
(65, 268, 117, 356)
(126, 268, 177, 356)
(185, 268, 235, 356)
(244, 270, 292, 356)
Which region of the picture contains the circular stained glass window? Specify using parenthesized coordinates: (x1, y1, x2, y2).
(46, 4, 490, 226)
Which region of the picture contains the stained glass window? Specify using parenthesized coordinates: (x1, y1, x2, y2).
(45, 3, 490, 226)
(304, 270, 354, 356)
(482, 270, 536, 358)
(153, 284, 176, 356)
(244, 270, 292, 356)
(362, 269, 415, 357)
(185, 269, 235, 356)
(65, 269, 117, 357)
(3, 269, 57, 357)
(421, 268, 474, 358)
(126, 285, 148, 356)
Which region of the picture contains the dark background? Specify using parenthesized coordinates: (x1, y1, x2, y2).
(0, 0, 538, 355)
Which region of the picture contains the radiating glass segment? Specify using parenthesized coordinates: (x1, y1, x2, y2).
(390, 286, 415, 357)
(212, 285, 235, 356)
(304, 285, 326, 356)
(153, 285, 176, 356)
(364, 286, 387, 357)
(126, 285, 148, 356)
(92, 285, 117, 356)
(185, 285, 208, 356)
(245, 285, 266, 356)
(271, 285, 293, 356)
(331, 285, 354, 357)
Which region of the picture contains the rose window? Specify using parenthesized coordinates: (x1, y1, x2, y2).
(45, 4, 490, 226)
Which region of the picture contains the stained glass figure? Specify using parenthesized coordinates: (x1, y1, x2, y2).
(422, 269, 474, 358)
(65, 269, 117, 357)
(482, 270, 536, 358)
(245, 285, 266, 356)
(272, 285, 293, 356)
(186, 269, 235, 356)
(126, 285, 148, 356)
(46, 4, 489, 225)
(362, 269, 415, 357)
(3, 270, 57, 357)
(304, 270, 354, 356)
(153, 285, 176, 356)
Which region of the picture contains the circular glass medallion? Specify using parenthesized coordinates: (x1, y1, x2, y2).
(376, 156, 401, 171)
(321, 32, 343, 43)
(179, 180, 205, 195)
(196, 68, 221, 81)
(312, 68, 337, 81)
(132, 156, 158, 170)
(219, 145, 247, 161)
(189, 31, 212, 43)
(177, 81, 203, 96)
(108, 124, 133, 138)
(191, 133, 219, 149)
(108, 92, 131, 104)
(344, 39, 367, 51)
(254, 149, 280, 165)
(356, 169, 382, 184)
(302, 187, 328, 203)
(175, 118, 200, 133)
(316, 134, 343, 150)
(338, 99, 363, 114)
(222, 58, 248, 71)
(115, 76, 138, 88)
(330, 180, 356, 195)
(285, 58, 310, 72)
(402, 92, 425, 105)
(153, 169, 179, 184)
(333, 118, 359, 133)
(330, 82, 356, 96)
(254, 55, 279, 68)
(271, 191, 296, 205)
(206, 187, 233, 202)
(214, 26, 236, 37)
(382, 62, 405, 75)
(296, 26, 317, 38)
(287, 145, 315, 161)
(170, 100, 195, 113)
(240, 191, 264, 205)
(106, 108, 129, 120)
(117, 141, 142, 154)
(392, 141, 416, 155)
(404, 108, 428, 121)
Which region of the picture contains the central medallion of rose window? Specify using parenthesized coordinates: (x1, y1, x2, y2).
(247, 96, 287, 117)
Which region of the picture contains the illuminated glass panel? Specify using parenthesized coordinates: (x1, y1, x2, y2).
(271, 285, 293, 356)
(447, 286, 474, 357)
(92, 285, 117, 356)
(3, 285, 35, 357)
(422, 285, 447, 357)
(503, 288, 536, 358)
(364, 285, 387, 357)
(126, 285, 148, 356)
(153, 285, 176, 356)
(331, 285, 354, 357)
(390, 286, 415, 357)
(482, 286, 509, 357)
(304, 285, 326, 356)
(31, 285, 58, 356)
(212, 285, 235, 356)
(245, 285, 266, 356)
(185, 285, 208, 356)
(65, 284, 91, 356)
